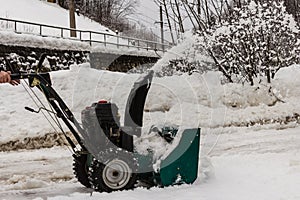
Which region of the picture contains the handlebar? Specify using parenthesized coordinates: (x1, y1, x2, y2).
(5, 54, 87, 152)
(10, 73, 28, 80)
(10, 73, 50, 80)
(10, 71, 85, 150)
(10, 72, 52, 86)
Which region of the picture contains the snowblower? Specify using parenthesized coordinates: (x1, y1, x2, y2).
(8, 54, 201, 192)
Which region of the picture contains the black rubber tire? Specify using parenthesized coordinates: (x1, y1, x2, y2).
(73, 153, 91, 188)
(88, 150, 137, 192)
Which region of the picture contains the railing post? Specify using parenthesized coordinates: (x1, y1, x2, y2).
(89, 31, 92, 46)
(61, 28, 63, 38)
(137, 40, 140, 50)
(40, 25, 42, 36)
(104, 34, 106, 47)
(14, 21, 17, 32)
(117, 35, 119, 48)
(79, 31, 82, 41)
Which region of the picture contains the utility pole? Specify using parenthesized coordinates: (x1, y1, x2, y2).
(197, 0, 201, 15)
(160, 4, 165, 51)
(69, 0, 77, 37)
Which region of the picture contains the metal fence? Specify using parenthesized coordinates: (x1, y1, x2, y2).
(0, 17, 172, 52)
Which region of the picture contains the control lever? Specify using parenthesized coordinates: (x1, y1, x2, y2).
(25, 106, 56, 115)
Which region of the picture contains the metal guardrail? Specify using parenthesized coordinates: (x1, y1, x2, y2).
(0, 17, 172, 52)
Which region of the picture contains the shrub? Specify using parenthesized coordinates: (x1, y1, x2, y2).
(208, 1, 300, 85)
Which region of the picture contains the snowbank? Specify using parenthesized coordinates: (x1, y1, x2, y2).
(1, 63, 300, 144)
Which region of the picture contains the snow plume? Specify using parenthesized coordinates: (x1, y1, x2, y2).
(152, 31, 215, 77)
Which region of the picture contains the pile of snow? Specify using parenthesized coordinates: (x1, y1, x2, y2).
(1, 62, 300, 143)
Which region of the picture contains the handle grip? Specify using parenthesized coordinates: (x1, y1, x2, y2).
(10, 73, 50, 81)
(25, 106, 36, 113)
(10, 74, 24, 80)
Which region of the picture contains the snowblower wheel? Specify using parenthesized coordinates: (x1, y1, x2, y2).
(89, 150, 137, 192)
(73, 153, 91, 188)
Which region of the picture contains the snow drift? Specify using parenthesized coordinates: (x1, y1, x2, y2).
(1, 62, 300, 145)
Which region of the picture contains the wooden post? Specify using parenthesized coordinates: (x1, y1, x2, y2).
(117, 36, 119, 48)
(69, 0, 77, 37)
(89, 31, 92, 45)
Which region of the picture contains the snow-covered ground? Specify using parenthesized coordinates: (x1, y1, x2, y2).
(0, 126, 299, 200)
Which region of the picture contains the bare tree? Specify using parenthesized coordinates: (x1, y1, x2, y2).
(162, 0, 176, 44)
(58, 0, 138, 31)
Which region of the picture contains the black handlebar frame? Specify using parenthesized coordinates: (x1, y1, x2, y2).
(12, 72, 86, 152)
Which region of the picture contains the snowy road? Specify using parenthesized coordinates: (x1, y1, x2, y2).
(0, 126, 299, 200)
